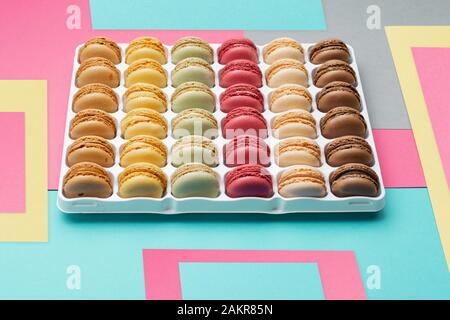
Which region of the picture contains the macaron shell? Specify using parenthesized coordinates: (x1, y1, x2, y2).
(313, 61, 356, 88)
(279, 181, 326, 198)
(171, 145, 218, 167)
(269, 86, 312, 112)
(171, 65, 215, 88)
(119, 174, 165, 198)
(221, 107, 268, 139)
(172, 117, 218, 139)
(171, 171, 220, 198)
(220, 84, 264, 113)
(120, 146, 166, 167)
(67, 137, 115, 167)
(310, 39, 351, 64)
(276, 149, 321, 167)
(330, 164, 380, 197)
(265, 47, 304, 64)
(64, 175, 112, 198)
(78, 38, 121, 64)
(171, 90, 215, 113)
(321, 108, 367, 139)
(124, 93, 167, 113)
(127, 48, 166, 65)
(225, 165, 273, 198)
(76, 59, 120, 88)
(325, 136, 374, 167)
(218, 39, 258, 64)
(123, 121, 167, 139)
(271, 111, 317, 139)
(317, 83, 361, 112)
(73, 85, 118, 113)
(172, 46, 214, 64)
(219, 60, 263, 88)
(125, 66, 167, 88)
(266, 60, 308, 88)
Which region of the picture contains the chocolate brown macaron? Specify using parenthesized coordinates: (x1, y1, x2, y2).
(72, 83, 118, 113)
(309, 39, 351, 64)
(63, 162, 113, 198)
(69, 109, 117, 140)
(325, 136, 374, 167)
(313, 60, 356, 88)
(75, 57, 120, 88)
(66, 136, 115, 168)
(329, 163, 380, 197)
(316, 81, 361, 112)
(320, 107, 367, 139)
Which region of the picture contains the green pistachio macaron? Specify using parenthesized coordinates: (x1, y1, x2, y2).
(171, 36, 214, 64)
(171, 81, 216, 113)
(171, 108, 218, 139)
(170, 163, 220, 198)
(171, 57, 215, 88)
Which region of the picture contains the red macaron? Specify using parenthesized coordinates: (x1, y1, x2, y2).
(225, 164, 274, 198)
(221, 107, 268, 139)
(219, 60, 263, 88)
(220, 84, 264, 113)
(218, 38, 259, 64)
(224, 135, 271, 167)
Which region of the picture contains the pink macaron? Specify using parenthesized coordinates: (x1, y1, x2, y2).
(224, 135, 271, 167)
(221, 107, 268, 139)
(220, 84, 264, 113)
(225, 164, 273, 198)
(219, 60, 263, 88)
(218, 38, 259, 64)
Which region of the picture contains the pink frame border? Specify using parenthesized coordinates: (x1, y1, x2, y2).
(143, 249, 366, 300)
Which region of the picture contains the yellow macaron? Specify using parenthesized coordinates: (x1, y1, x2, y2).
(123, 83, 167, 113)
(125, 58, 167, 88)
(126, 36, 167, 64)
(118, 162, 167, 198)
(120, 135, 167, 168)
(121, 108, 167, 139)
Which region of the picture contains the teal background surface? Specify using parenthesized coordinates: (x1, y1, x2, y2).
(89, 0, 327, 30)
(180, 262, 324, 300)
(0, 189, 450, 299)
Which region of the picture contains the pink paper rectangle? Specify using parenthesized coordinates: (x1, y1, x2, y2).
(142, 249, 366, 300)
(0, 112, 25, 213)
(412, 48, 450, 190)
(373, 129, 426, 188)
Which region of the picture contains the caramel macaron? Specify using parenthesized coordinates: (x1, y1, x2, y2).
(75, 57, 120, 88)
(269, 85, 312, 113)
(66, 136, 115, 168)
(69, 109, 116, 140)
(330, 163, 380, 197)
(320, 107, 367, 139)
(275, 137, 321, 167)
(63, 162, 112, 198)
(121, 108, 167, 139)
(316, 81, 361, 112)
(278, 167, 327, 198)
(272, 110, 317, 139)
(313, 60, 356, 88)
(126, 36, 167, 65)
(78, 36, 121, 64)
(309, 39, 351, 65)
(263, 38, 304, 64)
(72, 83, 118, 113)
(123, 83, 167, 113)
(125, 58, 167, 88)
(325, 136, 374, 167)
(265, 59, 308, 88)
(120, 135, 167, 168)
(118, 163, 167, 198)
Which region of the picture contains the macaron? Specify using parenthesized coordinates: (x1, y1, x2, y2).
(125, 36, 167, 65)
(171, 36, 214, 64)
(120, 135, 167, 168)
(66, 136, 115, 168)
(171, 135, 219, 167)
(69, 109, 116, 140)
(271, 110, 317, 139)
(268, 84, 312, 113)
(118, 163, 167, 198)
(265, 59, 308, 88)
(75, 57, 120, 88)
(72, 83, 118, 113)
(123, 83, 167, 113)
(275, 137, 321, 167)
(63, 162, 112, 198)
(223, 135, 270, 167)
(218, 38, 258, 64)
(225, 164, 273, 198)
(325, 136, 374, 167)
(263, 37, 304, 64)
(121, 108, 167, 139)
(329, 163, 380, 198)
(171, 82, 216, 113)
(78, 36, 121, 64)
(171, 108, 218, 139)
(316, 81, 361, 112)
(309, 39, 351, 65)
(278, 167, 327, 198)
(171, 57, 215, 88)
(125, 58, 167, 88)
(313, 60, 356, 88)
(220, 84, 264, 113)
(221, 107, 268, 139)
(219, 60, 263, 88)
(171, 163, 220, 198)
(320, 107, 367, 139)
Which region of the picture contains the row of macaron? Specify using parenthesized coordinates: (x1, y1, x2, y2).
(65, 134, 376, 170)
(63, 161, 380, 200)
(68, 105, 369, 142)
(73, 81, 362, 115)
(78, 36, 351, 66)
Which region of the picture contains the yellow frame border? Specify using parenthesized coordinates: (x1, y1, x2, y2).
(386, 26, 450, 269)
(0, 81, 47, 242)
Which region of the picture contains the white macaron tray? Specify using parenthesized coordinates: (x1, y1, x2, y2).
(57, 42, 385, 214)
